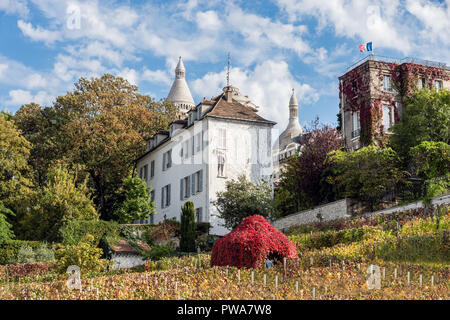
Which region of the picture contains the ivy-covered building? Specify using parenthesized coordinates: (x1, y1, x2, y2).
(339, 55, 450, 150)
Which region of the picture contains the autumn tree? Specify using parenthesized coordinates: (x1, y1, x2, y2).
(279, 119, 344, 209)
(0, 113, 34, 231)
(14, 74, 177, 219)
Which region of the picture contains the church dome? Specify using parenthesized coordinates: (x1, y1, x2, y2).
(167, 57, 195, 114)
(277, 89, 304, 152)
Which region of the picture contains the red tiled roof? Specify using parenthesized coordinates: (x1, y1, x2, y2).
(112, 240, 151, 254)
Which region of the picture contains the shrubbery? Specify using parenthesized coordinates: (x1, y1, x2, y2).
(53, 234, 108, 275)
(180, 201, 196, 252)
(0, 240, 43, 264)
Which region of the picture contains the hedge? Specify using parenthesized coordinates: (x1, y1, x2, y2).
(58, 220, 121, 246)
(0, 240, 43, 265)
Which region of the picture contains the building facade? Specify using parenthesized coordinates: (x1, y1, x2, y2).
(339, 55, 450, 150)
(273, 89, 304, 181)
(136, 82, 275, 235)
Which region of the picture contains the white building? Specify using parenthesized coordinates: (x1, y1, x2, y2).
(273, 89, 304, 181)
(136, 60, 275, 235)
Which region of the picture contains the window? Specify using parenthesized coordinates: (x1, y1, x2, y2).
(218, 128, 226, 149)
(382, 105, 393, 131)
(196, 132, 202, 153)
(150, 190, 155, 203)
(161, 184, 171, 208)
(352, 80, 358, 94)
(180, 176, 191, 199)
(352, 111, 360, 138)
(395, 101, 402, 120)
(218, 152, 225, 177)
(162, 150, 172, 171)
(170, 125, 174, 136)
(139, 165, 148, 181)
(191, 136, 195, 156)
(190, 170, 203, 195)
(183, 141, 189, 159)
(195, 207, 203, 222)
(383, 75, 391, 91)
(434, 80, 442, 92)
(418, 78, 425, 90)
(150, 160, 155, 178)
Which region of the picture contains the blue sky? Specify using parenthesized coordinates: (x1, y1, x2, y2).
(0, 0, 449, 131)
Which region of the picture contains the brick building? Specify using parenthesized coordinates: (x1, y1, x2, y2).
(339, 55, 450, 150)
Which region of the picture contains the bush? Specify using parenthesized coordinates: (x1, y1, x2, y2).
(58, 219, 120, 246)
(147, 244, 176, 261)
(196, 222, 211, 235)
(34, 243, 55, 262)
(0, 262, 53, 281)
(196, 234, 216, 252)
(53, 234, 108, 275)
(180, 201, 196, 252)
(0, 240, 42, 265)
(17, 245, 35, 263)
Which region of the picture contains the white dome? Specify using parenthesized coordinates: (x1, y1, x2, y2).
(167, 57, 195, 113)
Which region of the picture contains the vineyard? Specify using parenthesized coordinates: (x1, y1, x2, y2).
(0, 206, 449, 300)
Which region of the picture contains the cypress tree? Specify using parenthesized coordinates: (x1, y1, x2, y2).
(180, 201, 196, 252)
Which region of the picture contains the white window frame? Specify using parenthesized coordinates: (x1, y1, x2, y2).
(383, 75, 392, 91)
(434, 80, 442, 92)
(382, 104, 393, 131)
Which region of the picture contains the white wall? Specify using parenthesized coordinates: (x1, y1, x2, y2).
(137, 116, 274, 236)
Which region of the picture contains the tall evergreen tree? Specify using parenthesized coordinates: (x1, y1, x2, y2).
(180, 201, 196, 252)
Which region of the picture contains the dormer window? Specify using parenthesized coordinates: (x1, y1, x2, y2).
(197, 106, 202, 119)
(154, 136, 158, 146)
(188, 112, 194, 126)
(170, 124, 174, 136)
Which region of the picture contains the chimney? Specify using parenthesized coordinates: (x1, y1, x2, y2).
(225, 86, 233, 103)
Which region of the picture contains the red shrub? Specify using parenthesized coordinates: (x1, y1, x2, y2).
(210, 215, 298, 269)
(0, 262, 53, 280)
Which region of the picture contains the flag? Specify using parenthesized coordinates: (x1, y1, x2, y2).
(360, 42, 373, 53)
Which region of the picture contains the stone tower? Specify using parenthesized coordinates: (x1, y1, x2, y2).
(278, 88, 304, 151)
(167, 56, 195, 116)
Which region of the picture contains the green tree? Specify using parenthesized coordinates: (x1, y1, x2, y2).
(180, 201, 196, 252)
(22, 165, 99, 241)
(0, 201, 15, 244)
(328, 145, 409, 210)
(113, 176, 155, 223)
(410, 141, 450, 180)
(390, 89, 450, 160)
(213, 175, 275, 230)
(13, 74, 178, 219)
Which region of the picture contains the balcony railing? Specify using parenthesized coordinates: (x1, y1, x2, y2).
(347, 54, 449, 72)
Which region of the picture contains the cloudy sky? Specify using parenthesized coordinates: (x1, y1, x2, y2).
(0, 0, 449, 130)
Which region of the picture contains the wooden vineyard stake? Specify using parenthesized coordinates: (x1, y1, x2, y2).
(407, 272, 410, 284)
(295, 281, 299, 293)
(251, 271, 254, 284)
(275, 275, 278, 290)
(263, 274, 267, 287)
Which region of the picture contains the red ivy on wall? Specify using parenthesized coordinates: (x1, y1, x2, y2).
(340, 60, 449, 146)
(210, 215, 298, 269)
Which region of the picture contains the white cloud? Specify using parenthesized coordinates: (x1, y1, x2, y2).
(17, 20, 61, 44)
(118, 67, 139, 86)
(141, 69, 172, 85)
(196, 10, 222, 31)
(191, 60, 319, 131)
(0, 0, 28, 17)
(7, 89, 53, 107)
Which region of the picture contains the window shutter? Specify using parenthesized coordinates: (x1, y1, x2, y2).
(168, 150, 172, 168)
(167, 184, 171, 206)
(161, 187, 165, 208)
(199, 170, 203, 192)
(186, 176, 191, 197)
(191, 136, 195, 156)
(191, 173, 196, 196)
(162, 153, 166, 171)
(180, 179, 184, 200)
(198, 207, 202, 222)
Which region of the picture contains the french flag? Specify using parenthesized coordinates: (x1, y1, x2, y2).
(360, 42, 373, 52)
